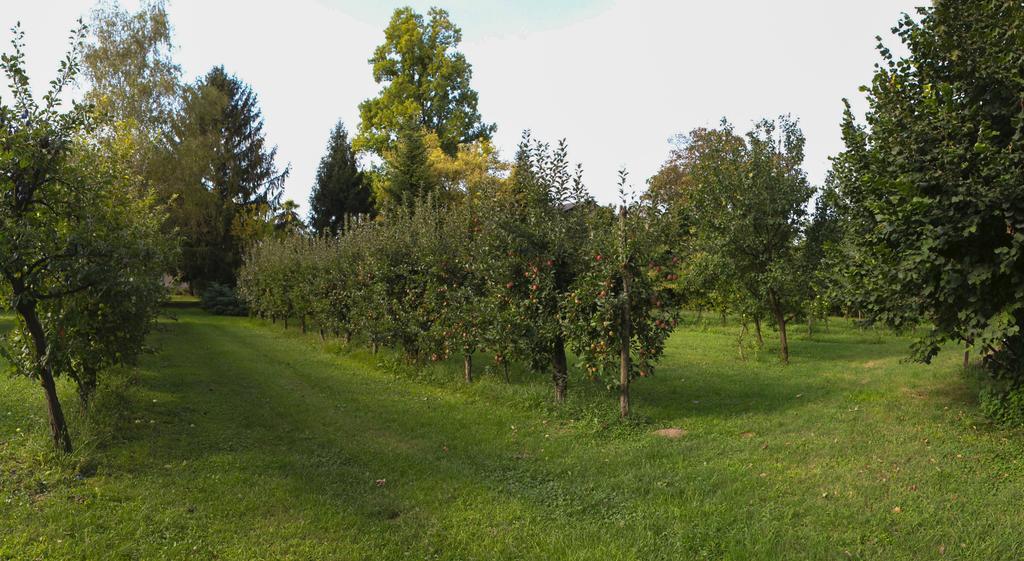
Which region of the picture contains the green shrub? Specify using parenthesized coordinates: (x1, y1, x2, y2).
(81, 367, 139, 444)
(200, 283, 249, 316)
(979, 385, 1024, 429)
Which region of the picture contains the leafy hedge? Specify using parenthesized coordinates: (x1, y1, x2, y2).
(239, 137, 681, 415)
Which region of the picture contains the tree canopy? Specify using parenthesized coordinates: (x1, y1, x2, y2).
(654, 117, 813, 362)
(834, 0, 1024, 382)
(376, 121, 439, 211)
(355, 7, 495, 157)
(82, 0, 180, 144)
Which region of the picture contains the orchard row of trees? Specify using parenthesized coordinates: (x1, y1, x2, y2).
(632, 0, 1024, 410)
(646, 117, 836, 363)
(247, 0, 1024, 423)
(299, 7, 844, 375)
(241, 136, 681, 417)
(0, 1, 500, 453)
(7, 0, 1024, 452)
(241, 115, 845, 418)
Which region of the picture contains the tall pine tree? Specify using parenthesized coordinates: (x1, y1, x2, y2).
(170, 65, 288, 287)
(308, 120, 372, 235)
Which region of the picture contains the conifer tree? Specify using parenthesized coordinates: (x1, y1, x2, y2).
(170, 65, 288, 286)
(308, 120, 372, 235)
(378, 122, 438, 211)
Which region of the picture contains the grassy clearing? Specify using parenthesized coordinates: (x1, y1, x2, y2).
(1, 310, 1022, 560)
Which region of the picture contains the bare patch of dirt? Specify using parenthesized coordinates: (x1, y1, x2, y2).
(901, 387, 928, 400)
(653, 428, 687, 439)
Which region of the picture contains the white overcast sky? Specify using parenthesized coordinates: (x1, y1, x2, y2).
(4, 0, 921, 208)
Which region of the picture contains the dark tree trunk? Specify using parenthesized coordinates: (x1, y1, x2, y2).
(778, 317, 789, 363)
(284, 317, 288, 329)
(620, 341, 631, 418)
(720, 311, 727, 326)
(502, 362, 510, 383)
(464, 354, 473, 383)
(754, 316, 764, 349)
(769, 296, 790, 364)
(16, 298, 72, 453)
(620, 268, 632, 414)
(301, 316, 307, 334)
(344, 331, 352, 345)
(739, 323, 749, 361)
(40, 367, 72, 453)
(552, 334, 568, 403)
(319, 328, 325, 342)
(77, 371, 98, 409)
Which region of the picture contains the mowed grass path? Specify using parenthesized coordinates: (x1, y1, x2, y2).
(1, 309, 1022, 560)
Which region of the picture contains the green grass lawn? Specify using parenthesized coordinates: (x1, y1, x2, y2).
(1, 310, 1022, 560)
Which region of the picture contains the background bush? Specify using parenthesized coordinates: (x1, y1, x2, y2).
(200, 283, 249, 316)
(979, 386, 1024, 429)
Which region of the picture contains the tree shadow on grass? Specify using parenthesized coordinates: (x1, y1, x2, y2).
(628, 332, 917, 423)
(78, 310, 1007, 560)
(106, 313, 705, 558)
(787, 338, 913, 364)
(631, 358, 838, 423)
